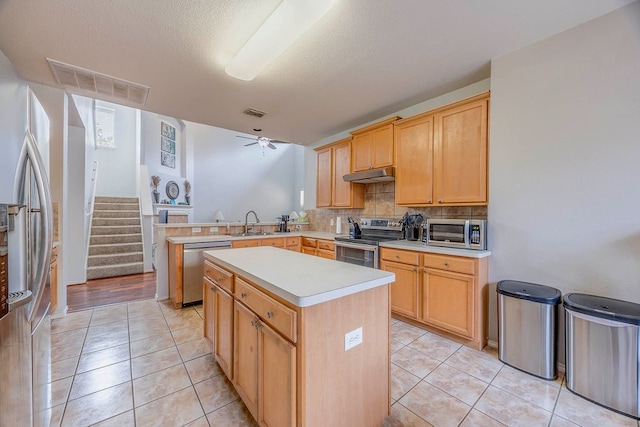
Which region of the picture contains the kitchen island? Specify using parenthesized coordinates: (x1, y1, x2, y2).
(203, 246, 394, 427)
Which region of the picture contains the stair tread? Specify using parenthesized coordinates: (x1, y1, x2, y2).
(87, 261, 143, 270)
(88, 251, 143, 258)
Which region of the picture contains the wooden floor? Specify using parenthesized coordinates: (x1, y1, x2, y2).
(67, 271, 157, 312)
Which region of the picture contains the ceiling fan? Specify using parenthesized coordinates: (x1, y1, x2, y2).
(237, 135, 289, 150)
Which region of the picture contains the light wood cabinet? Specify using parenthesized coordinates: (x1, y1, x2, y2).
(422, 268, 474, 339)
(284, 236, 300, 252)
(0, 254, 7, 318)
(380, 259, 419, 319)
(232, 239, 261, 248)
(434, 97, 488, 205)
(351, 117, 400, 171)
(314, 138, 364, 209)
(394, 93, 489, 206)
(204, 255, 390, 426)
(301, 237, 335, 259)
(234, 301, 259, 419)
(381, 247, 488, 350)
(213, 284, 234, 378)
(203, 278, 215, 348)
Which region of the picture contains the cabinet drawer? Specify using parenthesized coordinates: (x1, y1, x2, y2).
(232, 239, 261, 248)
(381, 248, 419, 265)
(317, 240, 334, 251)
(285, 237, 300, 247)
(301, 237, 316, 248)
(423, 254, 475, 275)
(235, 277, 297, 343)
(317, 250, 335, 260)
(204, 261, 234, 293)
(261, 238, 285, 248)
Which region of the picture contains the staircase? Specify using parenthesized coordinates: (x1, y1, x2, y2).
(87, 196, 144, 280)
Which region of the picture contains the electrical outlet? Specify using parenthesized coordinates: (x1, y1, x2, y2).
(209, 227, 218, 232)
(192, 227, 201, 233)
(344, 327, 363, 351)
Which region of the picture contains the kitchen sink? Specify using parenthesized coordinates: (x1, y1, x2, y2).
(230, 232, 274, 237)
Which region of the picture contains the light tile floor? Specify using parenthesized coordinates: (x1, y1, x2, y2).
(47, 299, 639, 427)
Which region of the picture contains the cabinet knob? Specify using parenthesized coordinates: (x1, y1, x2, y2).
(396, 255, 400, 259)
(437, 199, 443, 203)
(267, 311, 273, 318)
(241, 292, 247, 298)
(217, 277, 223, 282)
(444, 262, 449, 267)
(427, 199, 432, 204)
(413, 268, 418, 273)
(210, 286, 215, 291)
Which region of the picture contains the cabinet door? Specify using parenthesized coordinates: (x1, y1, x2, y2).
(316, 147, 332, 207)
(233, 301, 259, 419)
(421, 268, 474, 339)
(258, 321, 296, 427)
(301, 247, 316, 256)
(214, 285, 234, 379)
(203, 278, 215, 349)
(332, 141, 353, 207)
(381, 260, 419, 319)
(372, 123, 394, 168)
(50, 259, 58, 313)
(352, 132, 373, 171)
(395, 116, 434, 205)
(434, 99, 488, 205)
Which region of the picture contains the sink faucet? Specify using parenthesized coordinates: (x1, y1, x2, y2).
(244, 210, 260, 234)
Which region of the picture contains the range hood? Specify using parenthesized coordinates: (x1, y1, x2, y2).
(343, 167, 395, 184)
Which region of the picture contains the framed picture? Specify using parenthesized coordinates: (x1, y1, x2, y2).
(161, 121, 176, 141)
(161, 136, 175, 154)
(161, 151, 175, 168)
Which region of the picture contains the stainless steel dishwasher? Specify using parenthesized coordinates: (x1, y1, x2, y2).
(183, 241, 231, 306)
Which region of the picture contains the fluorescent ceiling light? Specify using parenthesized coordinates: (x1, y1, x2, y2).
(225, 0, 336, 81)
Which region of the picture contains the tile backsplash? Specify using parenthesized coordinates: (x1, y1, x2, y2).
(307, 182, 487, 233)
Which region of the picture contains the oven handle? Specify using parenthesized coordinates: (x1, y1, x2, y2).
(334, 241, 378, 251)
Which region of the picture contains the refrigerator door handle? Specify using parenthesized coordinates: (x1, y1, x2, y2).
(14, 130, 53, 323)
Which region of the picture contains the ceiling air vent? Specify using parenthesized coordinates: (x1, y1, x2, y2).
(46, 58, 150, 106)
(243, 108, 266, 118)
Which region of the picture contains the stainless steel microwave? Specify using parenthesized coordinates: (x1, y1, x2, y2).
(423, 219, 487, 250)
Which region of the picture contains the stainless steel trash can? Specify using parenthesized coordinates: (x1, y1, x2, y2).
(497, 280, 561, 380)
(564, 293, 640, 419)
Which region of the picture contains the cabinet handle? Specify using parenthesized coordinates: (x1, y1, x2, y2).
(427, 199, 432, 204)
(217, 277, 223, 282)
(444, 262, 449, 267)
(267, 311, 273, 318)
(210, 286, 215, 291)
(413, 268, 418, 273)
(241, 292, 247, 298)
(396, 255, 400, 259)
(437, 199, 443, 203)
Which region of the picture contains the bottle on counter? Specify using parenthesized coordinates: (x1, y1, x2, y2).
(336, 216, 342, 234)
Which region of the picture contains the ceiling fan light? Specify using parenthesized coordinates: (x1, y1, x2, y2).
(225, 0, 336, 81)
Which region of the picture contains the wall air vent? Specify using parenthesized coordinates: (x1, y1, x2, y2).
(243, 108, 266, 118)
(46, 58, 150, 106)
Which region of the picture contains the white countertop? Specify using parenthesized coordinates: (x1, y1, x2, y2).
(166, 231, 346, 244)
(380, 240, 491, 258)
(204, 247, 395, 307)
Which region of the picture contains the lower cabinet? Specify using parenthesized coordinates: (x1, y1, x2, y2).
(381, 247, 488, 349)
(301, 237, 335, 259)
(234, 301, 296, 426)
(204, 258, 390, 426)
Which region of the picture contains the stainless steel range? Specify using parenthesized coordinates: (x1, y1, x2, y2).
(334, 218, 403, 268)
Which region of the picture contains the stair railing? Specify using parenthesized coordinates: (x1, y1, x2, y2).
(84, 160, 99, 276)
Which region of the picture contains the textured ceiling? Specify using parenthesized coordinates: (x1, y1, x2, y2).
(0, 0, 634, 144)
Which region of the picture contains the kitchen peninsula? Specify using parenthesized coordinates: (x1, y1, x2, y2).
(203, 246, 394, 427)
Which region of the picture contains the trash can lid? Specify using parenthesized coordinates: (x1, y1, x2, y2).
(496, 280, 561, 304)
(563, 293, 640, 325)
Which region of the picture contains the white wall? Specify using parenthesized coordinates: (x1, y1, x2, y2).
(189, 122, 305, 223)
(94, 100, 138, 197)
(489, 1, 640, 352)
(0, 49, 28, 202)
(141, 112, 189, 204)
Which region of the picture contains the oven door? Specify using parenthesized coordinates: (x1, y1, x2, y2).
(334, 241, 378, 269)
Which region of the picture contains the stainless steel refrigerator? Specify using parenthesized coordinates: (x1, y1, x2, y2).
(0, 128, 53, 426)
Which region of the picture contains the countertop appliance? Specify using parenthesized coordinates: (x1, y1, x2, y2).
(1, 126, 53, 426)
(335, 218, 403, 269)
(400, 212, 424, 241)
(277, 214, 290, 233)
(424, 218, 487, 250)
(183, 241, 231, 306)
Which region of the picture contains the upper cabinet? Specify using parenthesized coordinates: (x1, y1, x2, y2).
(395, 93, 489, 206)
(350, 117, 400, 171)
(315, 138, 364, 208)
